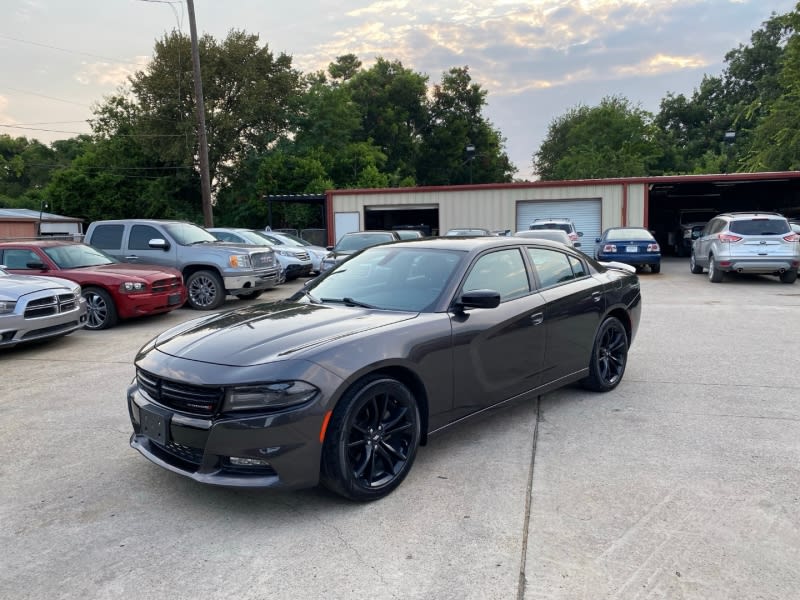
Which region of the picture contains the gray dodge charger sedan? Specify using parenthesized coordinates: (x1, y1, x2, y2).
(127, 237, 641, 501)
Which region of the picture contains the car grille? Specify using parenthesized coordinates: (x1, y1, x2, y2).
(294, 251, 310, 261)
(251, 251, 275, 269)
(136, 368, 223, 416)
(151, 276, 182, 293)
(24, 293, 79, 319)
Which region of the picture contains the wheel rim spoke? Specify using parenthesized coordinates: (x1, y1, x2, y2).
(346, 386, 416, 489)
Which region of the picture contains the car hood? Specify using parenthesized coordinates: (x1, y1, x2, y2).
(61, 263, 180, 280)
(151, 301, 417, 366)
(0, 274, 76, 300)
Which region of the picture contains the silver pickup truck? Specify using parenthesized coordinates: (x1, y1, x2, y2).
(84, 219, 280, 310)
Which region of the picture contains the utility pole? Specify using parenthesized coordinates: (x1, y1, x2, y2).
(186, 0, 214, 227)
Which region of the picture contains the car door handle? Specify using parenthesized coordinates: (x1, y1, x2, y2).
(124, 255, 139, 261)
(529, 312, 544, 326)
(591, 291, 602, 303)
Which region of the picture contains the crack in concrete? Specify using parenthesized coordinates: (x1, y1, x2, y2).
(517, 395, 540, 600)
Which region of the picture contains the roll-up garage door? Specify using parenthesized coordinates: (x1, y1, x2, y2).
(516, 199, 602, 257)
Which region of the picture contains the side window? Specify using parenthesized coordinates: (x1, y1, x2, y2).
(707, 219, 724, 235)
(527, 247, 575, 288)
(568, 255, 587, 278)
(1, 249, 41, 270)
(462, 249, 529, 302)
(129, 225, 163, 250)
(89, 224, 124, 250)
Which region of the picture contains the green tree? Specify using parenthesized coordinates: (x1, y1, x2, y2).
(533, 96, 659, 180)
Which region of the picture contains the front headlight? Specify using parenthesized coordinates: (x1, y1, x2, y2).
(0, 300, 16, 315)
(71, 285, 82, 296)
(223, 381, 319, 412)
(276, 249, 293, 257)
(683, 230, 693, 239)
(229, 254, 252, 269)
(119, 281, 148, 293)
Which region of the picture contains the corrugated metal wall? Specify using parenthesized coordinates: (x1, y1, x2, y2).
(332, 183, 629, 235)
(626, 184, 647, 227)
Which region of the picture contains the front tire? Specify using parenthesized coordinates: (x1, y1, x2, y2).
(236, 290, 263, 300)
(82, 287, 118, 330)
(321, 375, 421, 502)
(186, 270, 225, 310)
(582, 316, 628, 392)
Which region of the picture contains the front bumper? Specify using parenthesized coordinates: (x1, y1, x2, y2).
(223, 268, 280, 293)
(0, 297, 87, 348)
(117, 289, 187, 319)
(127, 381, 326, 489)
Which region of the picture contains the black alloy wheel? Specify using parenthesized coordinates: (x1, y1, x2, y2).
(322, 375, 421, 501)
(583, 316, 628, 392)
(82, 287, 118, 330)
(186, 270, 225, 310)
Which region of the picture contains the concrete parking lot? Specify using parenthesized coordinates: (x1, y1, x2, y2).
(1, 258, 799, 600)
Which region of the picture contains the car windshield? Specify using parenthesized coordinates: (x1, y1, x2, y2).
(605, 228, 655, 241)
(335, 233, 396, 252)
(306, 247, 463, 312)
(164, 222, 219, 245)
(228, 230, 273, 246)
(43, 244, 118, 268)
(395, 230, 423, 239)
(729, 218, 790, 236)
(271, 232, 312, 247)
(253, 232, 288, 246)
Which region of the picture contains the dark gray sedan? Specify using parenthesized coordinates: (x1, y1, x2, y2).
(128, 237, 641, 501)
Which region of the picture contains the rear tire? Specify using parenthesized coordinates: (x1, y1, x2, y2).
(582, 316, 628, 392)
(708, 256, 724, 283)
(690, 252, 703, 274)
(321, 375, 421, 501)
(780, 270, 797, 284)
(186, 270, 226, 310)
(650, 263, 661, 274)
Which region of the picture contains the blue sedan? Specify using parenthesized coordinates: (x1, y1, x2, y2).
(595, 227, 661, 273)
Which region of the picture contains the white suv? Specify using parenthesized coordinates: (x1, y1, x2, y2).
(690, 212, 799, 283)
(529, 218, 583, 248)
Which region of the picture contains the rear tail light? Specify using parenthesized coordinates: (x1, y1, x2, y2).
(783, 233, 799, 242)
(647, 243, 660, 252)
(602, 244, 617, 253)
(718, 233, 742, 243)
(568, 233, 578, 241)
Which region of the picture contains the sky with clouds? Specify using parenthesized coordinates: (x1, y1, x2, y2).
(1, 0, 796, 180)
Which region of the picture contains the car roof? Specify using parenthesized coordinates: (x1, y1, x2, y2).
(89, 218, 190, 225)
(718, 212, 786, 219)
(387, 235, 577, 253)
(0, 240, 81, 248)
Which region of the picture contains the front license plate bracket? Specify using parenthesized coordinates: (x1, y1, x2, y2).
(140, 404, 170, 444)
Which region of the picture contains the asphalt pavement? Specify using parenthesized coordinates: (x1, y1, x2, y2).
(1, 259, 798, 600)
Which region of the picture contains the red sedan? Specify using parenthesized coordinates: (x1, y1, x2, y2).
(0, 241, 186, 330)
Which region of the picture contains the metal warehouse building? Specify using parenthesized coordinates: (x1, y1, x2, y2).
(322, 171, 800, 256)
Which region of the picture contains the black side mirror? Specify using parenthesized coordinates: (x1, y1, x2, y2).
(455, 289, 501, 312)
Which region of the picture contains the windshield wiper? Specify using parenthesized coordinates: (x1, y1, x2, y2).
(320, 297, 377, 309)
(299, 289, 322, 304)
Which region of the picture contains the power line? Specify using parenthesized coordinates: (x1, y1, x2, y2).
(0, 124, 188, 137)
(0, 34, 149, 67)
(0, 86, 92, 107)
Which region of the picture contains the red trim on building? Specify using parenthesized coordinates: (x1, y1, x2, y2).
(325, 191, 335, 246)
(621, 184, 628, 227)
